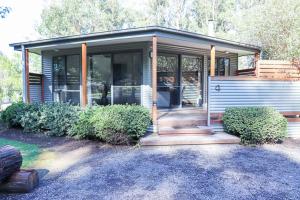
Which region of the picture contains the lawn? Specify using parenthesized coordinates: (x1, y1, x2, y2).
(0, 137, 41, 168)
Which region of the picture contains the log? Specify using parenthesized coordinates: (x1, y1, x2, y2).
(0, 145, 22, 183)
(0, 169, 39, 193)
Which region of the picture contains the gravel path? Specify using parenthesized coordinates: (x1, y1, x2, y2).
(0, 131, 300, 200)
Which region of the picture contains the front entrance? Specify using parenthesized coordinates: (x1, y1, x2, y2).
(157, 54, 203, 108)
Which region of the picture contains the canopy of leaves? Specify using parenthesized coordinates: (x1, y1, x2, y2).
(36, 0, 300, 59)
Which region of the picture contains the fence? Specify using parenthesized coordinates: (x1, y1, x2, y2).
(208, 76, 300, 137)
(236, 60, 300, 80)
(29, 73, 43, 103)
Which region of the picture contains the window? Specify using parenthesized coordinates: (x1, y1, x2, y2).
(88, 52, 142, 105)
(208, 57, 230, 76)
(112, 52, 142, 104)
(53, 55, 80, 104)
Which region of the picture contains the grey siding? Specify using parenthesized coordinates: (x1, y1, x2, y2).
(42, 51, 53, 102)
(209, 78, 300, 136)
(142, 43, 152, 109)
(209, 79, 300, 113)
(29, 84, 42, 103)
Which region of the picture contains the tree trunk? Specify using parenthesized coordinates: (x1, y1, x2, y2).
(0, 169, 39, 193)
(0, 145, 22, 183)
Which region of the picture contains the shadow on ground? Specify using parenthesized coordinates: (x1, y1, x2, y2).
(0, 130, 300, 200)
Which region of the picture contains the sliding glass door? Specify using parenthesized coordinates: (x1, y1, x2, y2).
(88, 54, 112, 105)
(88, 52, 142, 106)
(181, 55, 203, 107)
(156, 54, 203, 108)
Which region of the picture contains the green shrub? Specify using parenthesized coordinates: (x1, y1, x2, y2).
(223, 107, 288, 144)
(1, 102, 28, 127)
(90, 105, 151, 144)
(19, 103, 80, 136)
(68, 107, 95, 139)
(39, 103, 80, 136)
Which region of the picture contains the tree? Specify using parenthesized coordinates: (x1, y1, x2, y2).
(0, 54, 22, 103)
(0, 6, 10, 19)
(236, 0, 300, 59)
(37, 0, 132, 37)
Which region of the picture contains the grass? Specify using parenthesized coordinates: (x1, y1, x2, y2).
(0, 137, 41, 168)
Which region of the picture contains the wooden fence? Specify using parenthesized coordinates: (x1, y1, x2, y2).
(236, 60, 300, 80)
(29, 73, 44, 103)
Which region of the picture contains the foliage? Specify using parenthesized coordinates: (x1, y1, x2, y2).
(69, 105, 151, 144)
(0, 6, 11, 18)
(67, 107, 95, 139)
(20, 103, 80, 136)
(1, 102, 28, 127)
(0, 138, 40, 168)
(223, 107, 288, 144)
(37, 0, 130, 37)
(235, 0, 300, 60)
(0, 53, 22, 104)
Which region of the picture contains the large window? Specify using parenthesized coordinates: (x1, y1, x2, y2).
(208, 57, 230, 76)
(88, 52, 142, 105)
(53, 55, 80, 104)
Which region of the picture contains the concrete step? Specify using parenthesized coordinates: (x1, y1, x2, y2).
(140, 132, 240, 146)
(159, 126, 213, 135)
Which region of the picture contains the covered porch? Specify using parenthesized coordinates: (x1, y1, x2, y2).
(10, 27, 261, 143)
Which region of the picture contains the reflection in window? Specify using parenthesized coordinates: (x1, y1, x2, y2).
(112, 52, 142, 104)
(53, 55, 80, 104)
(208, 57, 230, 76)
(88, 54, 112, 105)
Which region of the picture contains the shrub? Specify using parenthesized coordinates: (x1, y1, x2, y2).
(1, 102, 28, 127)
(223, 107, 287, 144)
(68, 107, 95, 139)
(91, 105, 151, 144)
(19, 103, 80, 136)
(39, 103, 80, 136)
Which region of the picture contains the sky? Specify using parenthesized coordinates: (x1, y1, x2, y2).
(0, 0, 51, 56)
(0, 0, 144, 57)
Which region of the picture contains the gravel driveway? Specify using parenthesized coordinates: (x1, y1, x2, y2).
(0, 131, 300, 200)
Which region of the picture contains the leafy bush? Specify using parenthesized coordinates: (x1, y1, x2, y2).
(68, 107, 95, 139)
(69, 105, 151, 144)
(223, 107, 287, 144)
(1, 102, 28, 127)
(92, 105, 151, 144)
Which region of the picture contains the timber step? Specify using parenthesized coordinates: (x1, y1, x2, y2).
(159, 127, 213, 135)
(140, 132, 240, 146)
(158, 118, 207, 128)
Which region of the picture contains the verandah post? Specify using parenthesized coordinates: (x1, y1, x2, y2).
(254, 52, 260, 77)
(81, 43, 87, 107)
(152, 36, 158, 133)
(210, 45, 216, 77)
(21, 46, 30, 103)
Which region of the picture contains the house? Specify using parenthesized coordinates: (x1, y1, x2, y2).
(9, 26, 300, 144)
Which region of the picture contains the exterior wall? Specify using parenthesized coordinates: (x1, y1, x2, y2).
(42, 51, 53, 102)
(29, 84, 42, 103)
(40, 42, 239, 109)
(208, 77, 300, 136)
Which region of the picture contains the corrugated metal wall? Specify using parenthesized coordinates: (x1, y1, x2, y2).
(42, 51, 53, 102)
(30, 84, 42, 103)
(209, 77, 300, 136)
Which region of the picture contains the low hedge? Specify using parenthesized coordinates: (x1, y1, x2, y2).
(69, 105, 151, 144)
(223, 107, 287, 144)
(1, 102, 151, 145)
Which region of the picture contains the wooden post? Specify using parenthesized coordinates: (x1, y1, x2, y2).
(152, 36, 158, 133)
(210, 45, 216, 77)
(254, 52, 260, 77)
(81, 43, 87, 107)
(25, 49, 30, 103)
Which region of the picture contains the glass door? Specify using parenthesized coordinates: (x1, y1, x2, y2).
(157, 54, 180, 108)
(181, 55, 203, 107)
